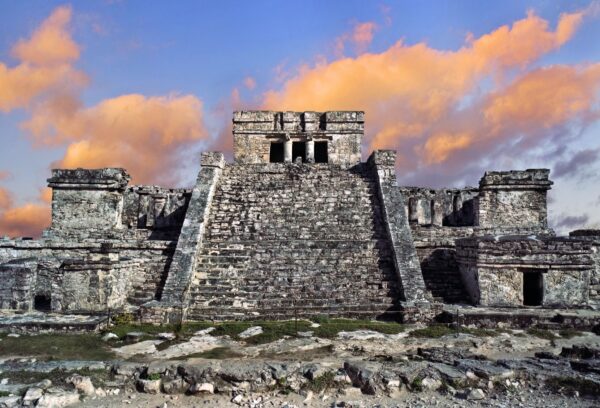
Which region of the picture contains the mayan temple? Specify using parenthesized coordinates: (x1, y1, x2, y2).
(0, 111, 598, 325)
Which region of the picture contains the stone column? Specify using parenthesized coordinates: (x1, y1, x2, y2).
(306, 139, 315, 163)
(284, 139, 293, 163)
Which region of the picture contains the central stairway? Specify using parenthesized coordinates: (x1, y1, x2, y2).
(186, 163, 402, 320)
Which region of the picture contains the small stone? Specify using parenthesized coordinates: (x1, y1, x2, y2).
(36, 391, 80, 408)
(238, 326, 263, 339)
(102, 332, 119, 342)
(137, 379, 161, 394)
(66, 375, 95, 396)
(0, 378, 7, 385)
(157, 332, 176, 340)
(231, 394, 244, 405)
(194, 327, 216, 336)
(190, 382, 214, 394)
(0, 396, 21, 408)
(22, 387, 43, 406)
(6, 334, 19, 338)
(467, 388, 485, 401)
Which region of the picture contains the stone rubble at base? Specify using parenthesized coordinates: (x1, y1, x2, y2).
(0, 110, 598, 323)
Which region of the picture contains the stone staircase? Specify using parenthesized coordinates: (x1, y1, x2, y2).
(185, 163, 402, 320)
(420, 248, 470, 304)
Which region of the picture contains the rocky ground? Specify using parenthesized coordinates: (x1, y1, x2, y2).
(0, 319, 599, 407)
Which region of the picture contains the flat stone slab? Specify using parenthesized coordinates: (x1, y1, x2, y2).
(0, 312, 107, 332)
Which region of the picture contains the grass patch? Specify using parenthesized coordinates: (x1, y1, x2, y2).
(0, 391, 10, 397)
(3, 368, 112, 388)
(312, 318, 404, 338)
(408, 325, 499, 338)
(173, 347, 243, 360)
(108, 318, 403, 346)
(527, 328, 558, 340)
(146, 373, 161, 381)
(304, 371, 336, 393)
(558, 329, 585, 339)
(0, 334, 115, 361)
(546, 376, 600, 396)
(409, 325, 454, 338)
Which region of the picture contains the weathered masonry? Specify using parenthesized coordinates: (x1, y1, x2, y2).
(0, 111, 598, 323)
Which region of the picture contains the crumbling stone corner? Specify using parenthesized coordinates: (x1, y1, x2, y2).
(368, 150, 431, 307)
(148, 152, 225, 321)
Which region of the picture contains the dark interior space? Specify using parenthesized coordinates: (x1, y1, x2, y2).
(270, 142, 284, 163)
(314, 141, 328, 163)
(34, 294, 51, 312)
(292, 141, 306, 163)
(523, 270, 544, 306)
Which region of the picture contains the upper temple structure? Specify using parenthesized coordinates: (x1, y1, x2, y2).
(1, 111, 599, 324)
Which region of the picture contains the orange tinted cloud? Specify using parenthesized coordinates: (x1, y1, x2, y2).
(27, 94, 208, 185)
(0, 187, 49, 238)
(263, 8, 599, 184)
(335, 21, 378, 56)
(0, 5, 86, 112)
(243, 76, 257, 90)
(0, 203, 50, 238)
(11, 5, 79, 65)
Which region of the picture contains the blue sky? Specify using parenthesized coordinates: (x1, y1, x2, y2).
(0, 0, 599, 236)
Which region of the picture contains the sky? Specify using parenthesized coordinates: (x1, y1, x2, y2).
(0, 0, 599, 237)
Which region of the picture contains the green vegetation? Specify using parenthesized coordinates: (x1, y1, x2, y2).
(558, 329, 585, 339)
(546, 376, 600, 396)
(0, 334, 115, 361)
(3, 368, 112, 388)
(146, 373, 161, 381)
(527, 328, 558, 340)
(0, 391, 10, 397)
(311, 318, 404, 338)
(108, 318, 404, 345)
(304, 371, 337, 393)
(411, 377, 423, 391)
(408, 325, 498, 338)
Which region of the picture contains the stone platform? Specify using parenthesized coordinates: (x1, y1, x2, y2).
(0, 312, 108, 332)
(439, 304, 600, 330)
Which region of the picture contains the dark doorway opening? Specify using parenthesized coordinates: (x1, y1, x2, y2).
(292, 142, 306, 163)
(270, 142, 284, 163)
(523, 271, 543, 306)
(314, 141, 328, 163)
(34, 294, 51, 312)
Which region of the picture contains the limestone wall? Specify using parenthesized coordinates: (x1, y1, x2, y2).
(456, 236, 593, 307)
(476, 169, 552, 230)
(233, 111, 362, 166)
(398, 187, 478, 227)
(0, 240, 175, 313)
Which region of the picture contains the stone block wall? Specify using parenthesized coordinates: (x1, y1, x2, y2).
(47, 168, 131, 237)
(0, 240, 175, 313)
(569, 230, 600, 308)
(476, 169, 552, 231)
(399, 187, 478, 227)
(456, 236, 593, 307)
(233, 111, 362, 166)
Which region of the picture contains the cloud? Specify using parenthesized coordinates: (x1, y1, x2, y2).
(0, 5, 87, 113)
(0, 6, 212, 236)
(0, 202, 51, 238)
(554, 214, 589, 230)
(335, 21, 378, 56)
(11, 5, 79, 65)
(243, 76, 257, 90)
(0, 171, 10, 181)
(262, 7, 600, 186)
(0, 187, 50, 238)
(26, 93, 208, 185)
(553, 148, 600, 178)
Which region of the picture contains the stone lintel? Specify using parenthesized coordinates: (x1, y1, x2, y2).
(479, 169, 553, 190)
(48, 168, 130, 191)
